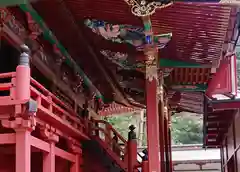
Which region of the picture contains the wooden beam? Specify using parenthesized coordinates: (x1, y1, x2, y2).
(1, 15, 90, 113)
(0, 133, 16, 144)
(56, 0, 130, 106)
(31, 136, 50, 153)
(19, 4, 104, 101)
(212, 101, 240, 110)
(0, 0, 27, 7)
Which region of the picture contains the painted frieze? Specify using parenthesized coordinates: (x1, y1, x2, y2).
(100, 49, 173, 78)
(0, 8, 25, 39)
(100, 50, 145, 71)
(84, 19, 172, 51)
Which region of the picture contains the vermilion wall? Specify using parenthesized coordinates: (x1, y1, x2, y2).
(221, 110, 240, 172)
(0, 154, 15, 172)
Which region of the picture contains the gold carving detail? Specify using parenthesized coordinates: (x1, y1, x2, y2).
(124, 0, 173, 17)
(146, 63, 158, 82)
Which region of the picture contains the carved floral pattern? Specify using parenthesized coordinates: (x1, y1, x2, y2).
(146, 63, 158, 82)
(85, 19, 172, 51)
(100, 50, 144, 71)
(0, 9, 24, 38)
(72, 73, 84, 94)
(124, 0, 173, 17)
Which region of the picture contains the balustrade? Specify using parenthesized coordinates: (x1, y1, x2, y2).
(89, 119, 147, 172)
(90, 120, 127, 162)
(0, 71, 87, 135)
(0, 70, 146, 172)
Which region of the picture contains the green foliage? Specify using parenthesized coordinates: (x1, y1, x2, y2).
(104, 114, 134, 139)
(104, 113, 203, 145)
(171, 115, 203, 145)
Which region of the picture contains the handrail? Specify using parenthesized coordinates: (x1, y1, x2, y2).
(94, 120, 127, 144)
(90, 119, 145, 171)
(0, 72, 16, 78)
(0, 72, 87, 134)
(30, 78, 81, 117)
(89, 119, 128, 167)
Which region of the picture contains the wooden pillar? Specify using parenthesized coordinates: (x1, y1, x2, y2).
(15, 128, 31, 172)
(70, 154, 80, 172)
(164, 118, 169, 172)
(43, 142, 56, 172)
(146, 62, 161, 172)
(40, 126, 59, 172)
(168, 114, 173, 172)
(128, 140, 137, 172)
(159, 96, 165, 172)
(2, 117, 36, 172)
(68, 138, 83, 172)
(142, 161, 149, 172)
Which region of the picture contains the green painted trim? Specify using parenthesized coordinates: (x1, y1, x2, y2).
(160, 58, 202, 68)
(0, 0, 27, 7)
(19, 4, 105, 101)
(170, 84, 207, 91)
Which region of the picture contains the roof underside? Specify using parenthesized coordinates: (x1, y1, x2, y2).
(10, 0, 238, 115)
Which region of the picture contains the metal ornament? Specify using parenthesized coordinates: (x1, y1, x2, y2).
(124, 0, 173, 17)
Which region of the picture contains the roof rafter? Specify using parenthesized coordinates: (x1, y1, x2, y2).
(55, 0, 131, 106)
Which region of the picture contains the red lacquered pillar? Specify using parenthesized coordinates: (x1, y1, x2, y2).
(16, 45, 31, 101)
(68, 138, 83, 172)
(168, 112, 173, 172)
(128, 139, 137, 172)
(142, 161, 149, 172)
(43, 134, 59, 172)
(146, 62, 161, 172)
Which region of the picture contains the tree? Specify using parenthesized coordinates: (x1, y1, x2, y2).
(104, 114, 135, 139)
(171, 114, 203, 145)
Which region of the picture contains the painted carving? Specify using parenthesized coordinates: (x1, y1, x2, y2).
(162, 68, 173, 77)
(72, 73, 84, 93)
(0, 9, 24, 37)
(53, 44, 66, 66)
(146, 63, 158, 82)
(100, 50, 145, 71)
(62, 71, 69, 84)
(25, 12, 42, 40)
(38, 46, 48, 64)
(124, 0, 173, 17)
(85, 19, 172, 51)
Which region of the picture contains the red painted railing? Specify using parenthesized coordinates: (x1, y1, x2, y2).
(89, 119, 128, 170)
(30, 78, 86, 134)
(0, 71, 142, 171)
(0, 72, 87, 136)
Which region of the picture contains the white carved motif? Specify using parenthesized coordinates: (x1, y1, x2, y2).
(145, 64, 158, 82)
(220, 0, 240, 5)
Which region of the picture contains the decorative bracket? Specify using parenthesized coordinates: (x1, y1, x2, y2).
(40, 124, 59, 143)
(124, 0, 173, 17)
(146, 63, 158, 82)
(68, 137, 82, 154)
(2, 117, 36, 131)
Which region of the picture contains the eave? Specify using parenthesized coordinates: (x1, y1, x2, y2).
(19, 4, 105, 101)
(210, 99, 240, 110)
